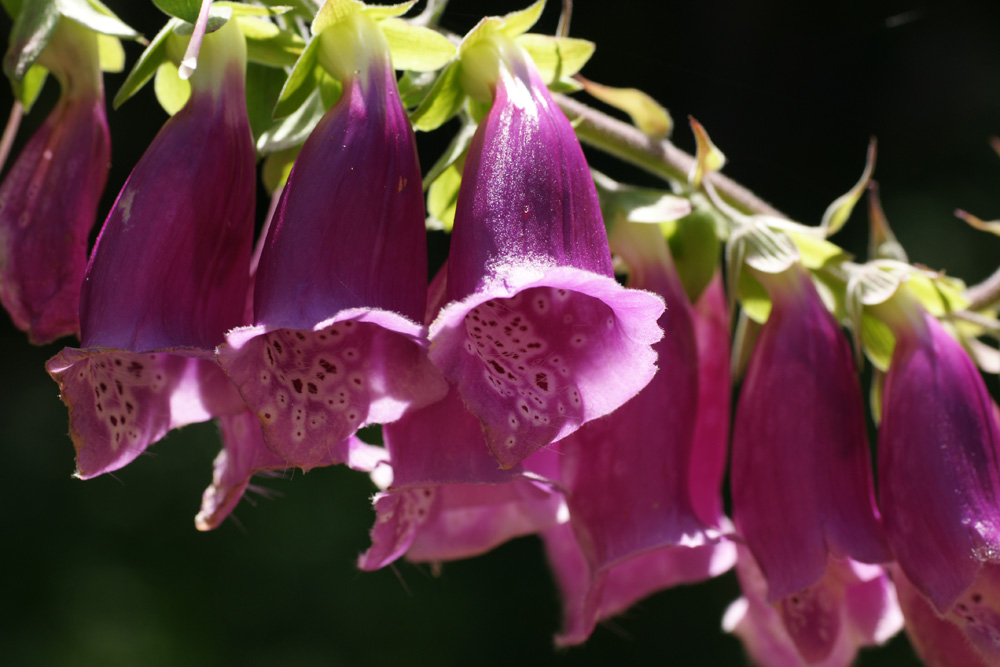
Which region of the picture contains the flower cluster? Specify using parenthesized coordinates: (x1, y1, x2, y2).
(2, 1, 999, 664)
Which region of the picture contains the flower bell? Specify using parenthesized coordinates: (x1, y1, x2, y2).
(873, 287, 1000, 614)
(429, 32, 664, 469)
(217, 8, 446, 472)
(731, 265, 889, 602)
(46, 18, 255, 478)
(0, 18, 110, 344)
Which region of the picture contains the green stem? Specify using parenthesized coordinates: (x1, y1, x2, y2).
(553, 92, 785, 218)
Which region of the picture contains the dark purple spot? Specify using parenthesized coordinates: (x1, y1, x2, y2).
(292, 379, 303, 394)
(115, 380, 123, 395)
(125, 402, 134, 414)
(307, 383, 318, 394)
(110, 416, 118, 426)
(535, 373, 548, 391)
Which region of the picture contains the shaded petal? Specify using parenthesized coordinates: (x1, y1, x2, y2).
(46, 347, 244, 478)
(430, 266, 663, 468)
(218, 309, 446, 471)
(732, 268, 888, 601)
(0, 94, 109, 344)
(545, 522, 736, 646)
(195, 410, 387, 530)
(879, 310, 1000, 612)
(894, 566, 993, 667)
(689, 273, 731, 527)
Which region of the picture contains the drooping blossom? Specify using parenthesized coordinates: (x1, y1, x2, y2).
(0, 18, 110, 344)
(874, 287, 1000, 613)
(724, 546, 903, 666)
(46, 19, 254, 478)
(428, 33, 664, 469)
(359, 265, 563, 570)
(731, 265, 889, 601)
(543, 222, 734, 644)
(217, 8, 446, 472)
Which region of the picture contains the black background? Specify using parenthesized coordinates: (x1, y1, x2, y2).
(3, 1, 1000, 665)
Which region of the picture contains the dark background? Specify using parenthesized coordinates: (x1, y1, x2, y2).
(3, 1, 1000, 665)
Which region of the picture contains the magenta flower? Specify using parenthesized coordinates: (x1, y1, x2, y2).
(217, 11, 446, 471)
(0, 19, 110, 344)
(46, 20, 255, 478)
(731, 265, 889, 601)
(876, 290, 1000, 613)
(724, 546, 902, 666)
(429, 37, 664, 469)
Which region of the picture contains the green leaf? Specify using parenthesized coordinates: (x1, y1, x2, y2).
(152, 0, 201, 24)
(821, 138, 876, 236)
(11, 62, 48, 112)
(380, 17, 455, 72)
(861, 312, 895, 371)
(258, 88, 325, 154)
(737, 268, 772, 323)
(426, 158, 463, 232)
(578, 78, 671, 139)
(262, 145, 300, 193)
(113, 18, 178, 108)
(215, 2, 295, 17)
(59, 0, 139, 38)
(273, 33, 321, 118)
(96, 33, 124, 72)
(235, 16, 303, 68)
(362, 0, 416, 20)
(153, 59, 190, 114)
(498, 0, 544, 37)
(245, 62, 286, 143)
(410, 59, 465, 131)
(786, 229, 850, 269)
(517, 34, 594, 85)
(3, 0, 59, 82)
(666, 208, 722, 303)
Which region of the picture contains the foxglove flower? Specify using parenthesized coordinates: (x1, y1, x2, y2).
(544, 224, 733, 644)
(724, 546, 902, 666)
(731, 265, 889, 601)
(875, 289, 1000, 613)
(428, 34, 664, 469)
(0, 18, 110, 344)
(359, 265, 562, 569)
(46, 19, 254, 478)
(217, 9, 446, 471)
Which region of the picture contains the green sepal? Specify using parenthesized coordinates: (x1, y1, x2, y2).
(579, 77, 671, 139)
(232, 15, 303, 68)
(317, 68, 342, 108)
(906, 272, 968, 316)
(153, 59, 189, 115)
(3, 0, 59, 83)
(245, 61, 287, 143)
(665, 207, 722, 303)
(497, 0, 544, 38)
(737, 269, 771, 324)
(113, 18, 179, 108)
(397, 69, 435, 108)
(820, 138, 876, 236)
(861, 312, 895, 371)
(262, 145, 301, 193)
(312, 0, 415, 35)
(11, 62, 48, 112)
(516, 34, 594, 84)
(152, 0, 202, 24)
(216, 2, 295, 17)
(737, 224, 800, 275)
(426, 157, 463, 232)
(423, 117, 476, 189)
(410, 59, 464, 131)
(273, 33, 321, 118)
(380, 17, 455, 72)
(96, 33, 125, 72)
(258, 88, 324, 154)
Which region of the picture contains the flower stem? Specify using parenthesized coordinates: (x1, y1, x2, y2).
(553, 93, 785, 218)
(966, 265, 1000, 310)
(178, 0, 215, 80)
(0, 100, 23, 175)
